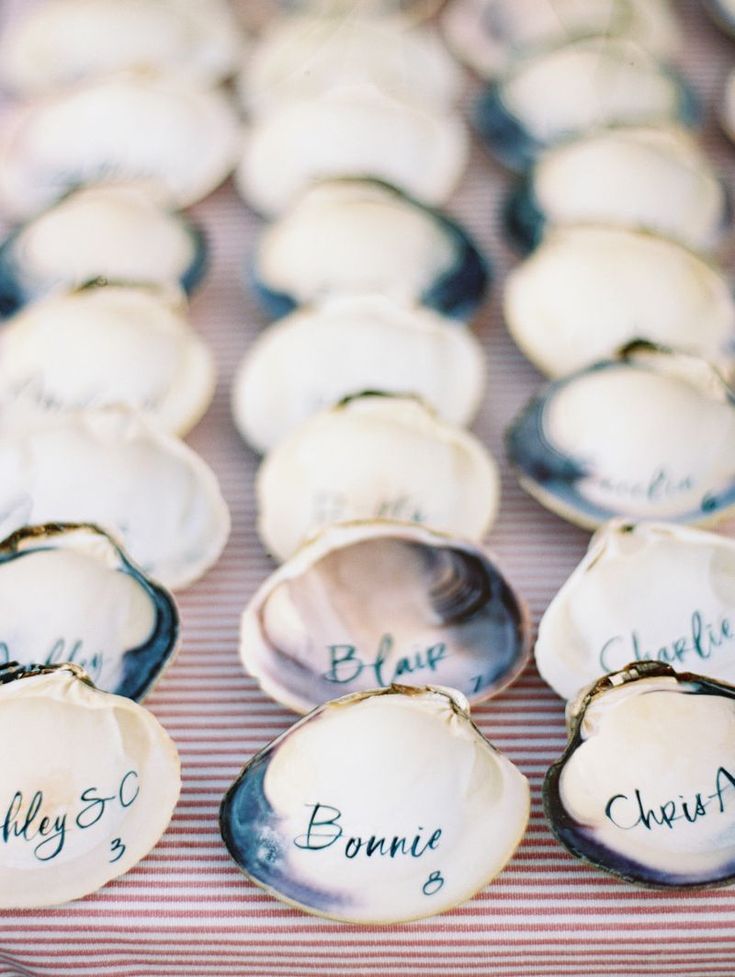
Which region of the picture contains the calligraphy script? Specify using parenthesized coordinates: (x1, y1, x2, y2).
(294, 803, 442, 861)
(322, 635, 448, 687)
(605, 765, 735, 831)
(0, 639, 104, 682)
(2, 769, 140, 861)
(598, 611, 735, 673)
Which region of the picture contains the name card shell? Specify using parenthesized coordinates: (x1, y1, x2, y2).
(220, 685, 530, 922)
(0, 663, 180, 908)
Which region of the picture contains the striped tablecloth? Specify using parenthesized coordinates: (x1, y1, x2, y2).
(1, 1, 735, 974)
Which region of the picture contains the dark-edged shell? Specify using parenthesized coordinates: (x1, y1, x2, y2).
(0, 662, 180, 907)
(536, 520, 735, 701)
(504, 127, 729, 254)
(0, 523, 178, 701)
(0, 406, 230, 590)
(251, 179, 489, 321)
(474, 37, 697, 171)
(220, 685, 530, 922)
(506, 343, 735, 529)
(256, 394, 500, 562)
(0, 184, 207, 318)
(0, 75, 240, 220)
(503, 226, 735, 378)
(240, 520, 530, 712)
(232, 295, 485, 453)
(544, 662, 735, 887)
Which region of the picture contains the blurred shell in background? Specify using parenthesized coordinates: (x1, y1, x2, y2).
(0, 523, 179, 701)
(504, 127, 730, 254)
(0, 0, 243, 94)
(0, 75, 241, 220)
(474, 37, 697, 171)
(0, 184, 207, 318)
(441, 0, 680, 79)
(256, 394, 501, 562)
(252, 180, 489, 320)
(504, 226, 735, 378)
(0, 407, 230, 590)
(233, 295, 485, 453)
(0, 283, 216, 436)
(506, 344, 735, 529)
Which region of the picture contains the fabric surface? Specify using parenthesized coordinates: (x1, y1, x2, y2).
(1, 1, 735, 974)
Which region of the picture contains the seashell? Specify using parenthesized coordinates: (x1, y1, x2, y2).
(0, 283, 215, 436)
(505, 127, 730, 254)
(220, 684, 530, 922)
(241, 15, 462, 116)
(278, 0, 443, 19)
(0, 407, 230, 590)
(232, 295, 485, 453)
(704, 0, 735, 38)
(256, 394, 501, 562)
(537, 520, 735, 701)
(251, 180, 489, 321)
(474, 38, 697, 171)
(504, 226, 735, 378)
(440, 0, 680, 79)
(721, 70, 735, 148)
(0, 184, 207, 317)
(0, 0, 242, 95)
(506, 343, 735, 530)
(0, 662, 180, 907)
(0, 75, 241, 221)
(0, 523, 178, 701)
(240, 520, 530, 712)
(237, 86, 469, 216)
(544, 661, 735, 887)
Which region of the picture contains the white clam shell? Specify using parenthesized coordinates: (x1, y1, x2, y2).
(506, 345, 735, 530)
(0, 184, 206, 309)
(0, 664, 180, 908)
(252, 180, 488, 320)
(504, 227, 735, 378)
(514, 127, 728, 253)
(0, 0, 243, 94)
(441, 0, 680, 79)
(536, 521, 735, 701)
(241, 15, 462, 116)
(0, 75, 241, 220)
(256, 395, 501, 562)
(545, 664, 735, 887)
(0, 524, 178, 701)
(0, 284, 215, 436)
(0, 407, 230, 589)
(237, 86, 469, 216)
(240, 520, 530, 712)
(220, 685, 530, 923)
(232, 295, 485, 453)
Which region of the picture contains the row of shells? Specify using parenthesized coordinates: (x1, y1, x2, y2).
(2, 0, 735, 927)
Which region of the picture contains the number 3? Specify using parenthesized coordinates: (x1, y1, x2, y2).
(109, 838, 126, 863)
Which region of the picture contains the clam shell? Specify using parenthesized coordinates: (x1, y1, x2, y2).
(544, 662, 735, 887)
(536, 520, 735, 701)
(721, 70, 735, 148)
(0, 184, 207, 317)
(474, 38, 696, 171)
(0, 662, 180, 907)
(220, 685, 530, 922)
(232, 295, 485, 453)
(0, 523, 178, 701)
(0, 75, 241, 220)
(237, 87, 469, 216)
(503, 227, 735, 378)
(252, 180, 489, 320)
(256, 394, 501, 562)
(704, 0, 735, 38)
(0, 283, 215, 436)
(241, 15, 462, 116)
(0, 407, 230, 589)
(440, 0, 680, 79)
(0, 0, 242, 94)
(505, 128, 729, 254)
(240, 520, 530, 712)
(506, 343, 735, 529)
